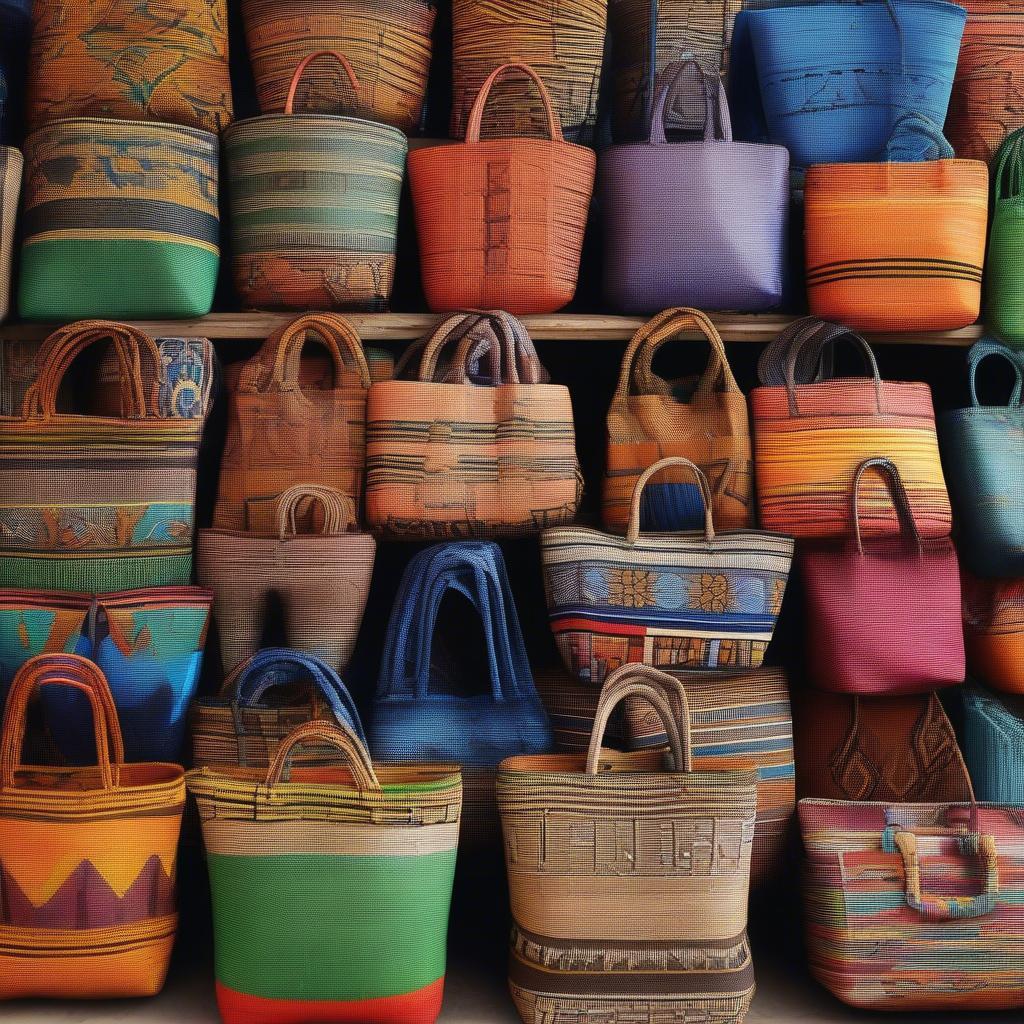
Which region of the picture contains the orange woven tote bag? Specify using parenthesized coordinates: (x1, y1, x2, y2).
(408, 62, 596, 315)
(213, 313, 371, 533)
(0, 654, 184, 1000)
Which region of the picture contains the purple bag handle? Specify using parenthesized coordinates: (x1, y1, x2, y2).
(648, 59, 732, 145)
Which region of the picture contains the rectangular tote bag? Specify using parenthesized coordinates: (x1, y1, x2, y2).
(188, 720, 462, 1024)
(0, 322, 203, 592)
(0, 654, 185, 1000)
(497, 666, 758, 1024)
(544, 457, 793, 684)
(0, 146, 20, 324)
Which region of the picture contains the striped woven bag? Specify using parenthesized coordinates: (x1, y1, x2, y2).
(0, 654, 185, 1000)
(17, 118, 219, 320)
(0, 147, 19, 324)
(225, 51, 407, 312)
(543, 456, 794, 683)
(962, 685, 1024, 803)
(962, 574, 1024, 694)
(800, 798, 1024, 1011)
(751, 318, 952, 539)
(0, 322, 203, 592)
(188, 720, 461, 1024)
(498, 666, 758, 1024)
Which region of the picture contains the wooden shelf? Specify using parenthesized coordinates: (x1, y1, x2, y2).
(0, 313, 988, 345)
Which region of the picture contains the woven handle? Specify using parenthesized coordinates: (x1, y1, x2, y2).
(626, 457, 715, 544)
(649, 59, 732, 144)
(465, 62, 563, 143)
(0, 655, 124, 790)
(757, 317, 869, 387)
(276, 485, 357, 538)
(851, 458, 921, 553)
(397, 315, 503, 383)
(994, 127, 1024, 204)
(418, 311, 543, 386)
(266, 720, 380, 790)
(609, 665, 695, 771)
(884, 112, 955, 162)
(271, 313, 370, 391)
(284, 50, 361, 115)
(968, 339, 1024, 409)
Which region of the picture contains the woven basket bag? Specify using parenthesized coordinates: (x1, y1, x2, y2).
(410, 63, 596, 315)
(0, 147, 19, 325)
(986, 129, 1024, 345)
(544, 457, 793, 684)
(603, 309, 754, 534)
(188, 720, 461, 1024)
(199, 485, 375, 675)
(0, 321, 203, 592)
(18, 118, 219, 321)
(0, 654, 184, 1000)
(240, 0, 435, 134)
(26, 0, 232, 133)
(963, 685, 1024, 804)
(962, 574, 1024, 695)
(498, 666, 758, 1024)
(226, 51, 407, 312)
(213, 314, 371, 533)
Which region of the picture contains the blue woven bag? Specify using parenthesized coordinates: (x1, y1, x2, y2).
(938, 340, 1024, 578)
(962, 685, 1024, 803)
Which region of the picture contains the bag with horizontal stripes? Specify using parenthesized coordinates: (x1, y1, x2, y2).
(213, 314, 371, 533)
(986, 128, 1024, 345)
(226, 51, 407, 312)
(188, 720, 461, 1024)
(800, 797, 1024, 1011)
(498, 665, 758, 1024)
(0, 321, 203, 592)
(240, 0, 435, 134)
(962, 574, 1024, 695)
(191, 648, 365, 769)
(751, 318, 952, 539)
(544, 457, 793, 684)
(603, 309, 754, 535)
(962, 685, 1024, 803)
(0, 654, 185, 1000)
(0, 147, 19, 324)
(17, 118, 219, 321)
(804, 114, 988, 332)
(366, 311, 581, 538)
(26, 0, 232, 133)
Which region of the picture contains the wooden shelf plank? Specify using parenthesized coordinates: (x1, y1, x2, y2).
(0, 312, 988, 345)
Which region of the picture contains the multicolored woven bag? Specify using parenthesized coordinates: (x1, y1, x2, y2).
(188, 720, 461, 1024)
(26, 0, 232, 133)
(0, 147, 19, 324)
(962, 685, 1024, 803)
(498, 666, 758, 1024)
(18, 118, 219, 320)
(225, 51, 407, 311)
(962, 574, 1024, 694)
(0, 322, 203, 592)
(543, 457, 794, 684)
(800, 799, 1024, 1011)
(0, 654, 185, 999)
(986, 128, 1024, 345)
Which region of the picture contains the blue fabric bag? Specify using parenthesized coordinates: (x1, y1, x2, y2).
(962, 685, 1024, 803)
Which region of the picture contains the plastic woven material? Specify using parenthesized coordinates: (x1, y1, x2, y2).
(240, 0, 435, 134)
(544, 457, 793, 684)
(498, 666, 758, 1024)
(0, 322, 203, 592)
(187, 720, 461, 1024)
(603, 310, 754, 534)
(962, 574, 1024, 694)
(410, 63, 596, 315)
(751, 318, 952, 539)
(986, 128, 1024, 345)
(800, 799, 1024, 1011)
(962, 685, 1024, 803)
(0, 654, 184, 1000)
(226, 51, 407, 312)
(17, 118, 219, 321)
(600, 63, 789, 313)
(26, 0, 232, 133)
(0, 148, 19, 325)
(0, 0, 31, 144)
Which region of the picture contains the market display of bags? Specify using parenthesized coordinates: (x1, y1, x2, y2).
(0, 146, 19, 324)
(986, 128, 1024, 345)
(752, 318, 952, 538)
(800, 798, 1024, 1011)
(0, 322, 203, 592)
(962, 574, 1024, 694)
(410, 63, 596, 314)
(225, 51, 407, 312)
(544, 457, 793, 683)
(26, 0, 233, 133)
(601, 61, 789, 314)
(497, 665, 758, 1024)
(240, 0, 435, 133)
(603, 309, 754, 533)
(188, 719, 461, 1024)
(366, 311, 581, 538)
(0, 654, 185, 1000)
(191, 647, 365, 769)
(962, 685, 1024, 802)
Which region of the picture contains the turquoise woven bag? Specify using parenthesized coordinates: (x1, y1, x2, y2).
(962, 685, 1024, 803)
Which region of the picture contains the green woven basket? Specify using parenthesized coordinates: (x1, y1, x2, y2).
(988, 127, 1024, 346)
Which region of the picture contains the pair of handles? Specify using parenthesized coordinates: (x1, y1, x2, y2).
(966, 338, 1024, 409)
(647, 59, 732, 145)
(273, 485, 358, 540)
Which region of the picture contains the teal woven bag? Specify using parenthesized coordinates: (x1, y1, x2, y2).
(939, 339, 1024, 578)
(962, 685, 1024, 803)
(988, 128, 1024, 346)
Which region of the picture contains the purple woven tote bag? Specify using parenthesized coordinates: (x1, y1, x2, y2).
(599, 60, 790, 313)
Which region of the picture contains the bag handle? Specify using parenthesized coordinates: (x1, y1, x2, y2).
(758, 317, 872, 387)
(276, 485, 357, 539)
(648, 59, 732, 145)
(396, 315, 504, 384)
(967, 339, 1024, 409)
(585, 669, 688, 776)
(626, 457, 715, 544)
(606, 664, 695, 771)
(851, 458, 922, 554)
(781, 322, 883, 416)
(994, 127, 1024, 204)
(265, 720, 380, 791)
(465, 62, 563, 143)
(0, 654, 124, 790)
(284, 50, 361, 116)
(883, 112, 955, 162)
